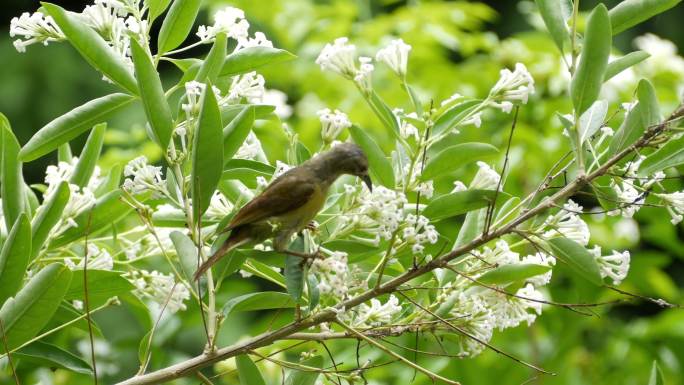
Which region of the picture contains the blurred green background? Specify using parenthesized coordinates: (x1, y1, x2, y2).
(3, 1, 684, 384)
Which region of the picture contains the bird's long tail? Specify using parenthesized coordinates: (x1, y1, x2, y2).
(193, 228, 250, 281)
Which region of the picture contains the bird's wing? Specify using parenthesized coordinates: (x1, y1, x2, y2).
(226, 170, 316, 230)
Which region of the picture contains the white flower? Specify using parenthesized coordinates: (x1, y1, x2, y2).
(353, 295, 402, 327)
(122, 156, 167, 197)
(658, 191, 684, 224)
(357, 187, 408, 243)
(473, 240, 520, 266)
(413, 181, 434, 199)
(448, 293, 494, 356)
(440, 93, 463, 107)
(520, 252, 556, 286)
(403, 214, 439, 254)
(489, 63, 535, 104)
(608, 180, 643, 218)
(400, 120, 420, 141)
(318, 108, 352, 143)
(52, 185, 97, 237)
(66, 244, 114, 271)
(310, 251, 349, 299)
(452, 181, 467, 193)
(262, 89, 292, 119)
(634, 33, 684, 75)
(227, 72, 265, 103)
(237, 31, 273, 51)
(10, 11, 65, 52)
(470, 161, 500, 190)
(354, 56, 374, 93)
(206, 191, 233, 219)
(375, 38, 411, 77)
(235, 131, 265, 160)
(462, 112, 482, 128)
(543, 199, 590, 246)
(273, 161, 292, 178)
(315, 37, 358, 79)
(590, 246, 630, 285)
(129, 270, 190, 313)
(196, 6, 249, 42)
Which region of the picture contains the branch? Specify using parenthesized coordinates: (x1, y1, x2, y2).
(115, 106, 683, 385)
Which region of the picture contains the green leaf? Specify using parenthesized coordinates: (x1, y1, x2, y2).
(223, 159, 275, 185)
(65, 270, 135, 307)
(639, 136, 684, 176)
(221, 104, 275, 123)
(1, 115, 26, 229)
(236, 354, 267, 385)
(547, 237, 603, 285)
(423, 190, 496, 221)
(284, 256, 304, 303)
(221, 46, 296, 77)
(146, 0, 173, 22)
(421, 143, 498, 181)
(58, 143, 73, 163)
(196, 33, 228, 83)
(51, 190, 137, 247)
(223, 106, 256, 161)
(31, 182, 70, 260)
(479, 264, 552, 285)
(454, 208, 487, 248)
(609, 79, 660, 155)
(578, 100, 608, 144)
(131, 38, 174, 149)
(432, 99, 482, 137)
(94, 164, 122, 197)
(285, 356, 323, 385)
(170, 231, 198, 282)
(535, 0, 571, 52)
(19, 93, 136, 161)
(367, 91, 401, 137)
(648, 360, 665, 385)
(242, 259, 286, 288)
(42, 3, 138, 94)
(307, 275, 320, 312)
(165, 57, 202, 72)
(605, 51, 650, 81)
(349, 125, 395, 187)
(570, 3, 612, 115)
(15, 341, 92, 374)
(0, 214, 31, 305)
(0, 263, 72, 350)
(222, 292, 296, 317)
(609, 0, 681, 35)
(70, 123, 106, 187)
(157, 0, 201, 54)
(192, 83, 224, 219)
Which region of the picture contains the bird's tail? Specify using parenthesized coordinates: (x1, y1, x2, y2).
(193, 228, 250, 281)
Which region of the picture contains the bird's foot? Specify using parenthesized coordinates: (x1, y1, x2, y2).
(283, 249, 325, 261)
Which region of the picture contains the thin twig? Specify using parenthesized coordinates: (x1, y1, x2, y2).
(0, 318, 20, 385)
(83, 208, 99, 385)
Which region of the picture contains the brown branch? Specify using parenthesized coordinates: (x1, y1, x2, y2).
(84, 208, 98, 385)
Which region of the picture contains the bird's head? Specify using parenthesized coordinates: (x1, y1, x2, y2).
(328, 143, 372, 191)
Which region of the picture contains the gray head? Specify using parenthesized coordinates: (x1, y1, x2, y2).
(315, 143, 372, 190)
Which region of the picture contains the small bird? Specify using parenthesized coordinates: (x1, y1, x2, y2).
(194, 143, 372, 280)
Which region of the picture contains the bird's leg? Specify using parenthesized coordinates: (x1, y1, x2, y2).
(282, 249, 325, 260)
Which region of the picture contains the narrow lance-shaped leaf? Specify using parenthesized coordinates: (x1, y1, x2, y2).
(349, 125, 395, 188)
(41, 3, 138, 94)
(15, 341, 92, 375)
(70, 123, 106, 187)
(0, 263, 73, 350)
(0, 214, 32, 305)
(192, 83, 224, 219)
(609, 79, 660, 155)
(220, 46, 297, 77)
(1, 114, 27, 229)
(639, 136, 684, 176)
(146, 0, 173, 23)
(570, 4, 612, 115)
(284, 356, 323, 385)
(195, 33, 228, 83)
(130, 38, 174, 149)
(58, 143, 72, 163)
(284, 255, 304, 303)
(609, 0, 681, 35)
(157, 0, 201, 54)
(236, 354, 267, 385)
(223, 108, 255, 162)
(421, 143, 498, 181)
(65, 270, 135, 307)
(535, 0, 570, 53)
(222, 292, 296, 317)
(19, 93, 136, 162)
(170, 231, 198, 282)
(605, 51, 650, 81)
(423, 190, 497, 221)
(649, 361, 665, 385)
(31, 182, 70, 260)
(547, 237, 603, 285)
(479, 264, 552, 285)
(578, 100, 608, 144)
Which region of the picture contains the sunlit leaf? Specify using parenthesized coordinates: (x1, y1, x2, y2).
(0, 214, 31, 305)
(236, 354, 267, 385)
(70, 123, 106, 187)
(605, 51, 650, 81)
(423, 190, 496, 221)
(547, 237, 603, 285)
(609, 0, 681, 35)
(220, 46, 296, 77)
(349, 125, 395, 187)
(157, 0, 201, 54)
(222, 292, 296, 317)
(421, 143, 498, 180)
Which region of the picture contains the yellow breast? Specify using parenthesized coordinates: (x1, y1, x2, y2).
(275, 185, 327, 231)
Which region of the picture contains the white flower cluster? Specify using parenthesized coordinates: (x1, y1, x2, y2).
(315, 37, 375, 93)
(318, 108, 352, 143)
(470, 161, 501, 190)
(355, 186, 408, 243)
(42, 159, 99, 238)
(402, 214, 439, 254)
(129, 270, 190, 313)
(122, 156, 168, 198)
(634, 33, 684, 76)
(659, 191, 684, 224)
(9, 11, 65, 52)
(589, 246, 630, 285)
(196, 6, 273, 51)
(488, 63, 535, 112)
(227, 72, 266, 104)
(206, 191, 234, 219)
(235, 131, 266, 160)
(542, 199, 590, 246)
(65, 244, 114, 271)
(310, 251, 350, 299)
(376, 39, 411, 78)
(608, 156, 663, 219)
(346, 295, 402, 327)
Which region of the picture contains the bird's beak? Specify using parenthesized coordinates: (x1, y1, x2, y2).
(361, 174, 373, 192)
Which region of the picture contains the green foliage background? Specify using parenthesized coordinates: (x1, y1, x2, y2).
(1, 1, 684, 384)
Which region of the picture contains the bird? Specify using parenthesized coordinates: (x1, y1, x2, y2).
(194, 142, 372, 280)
